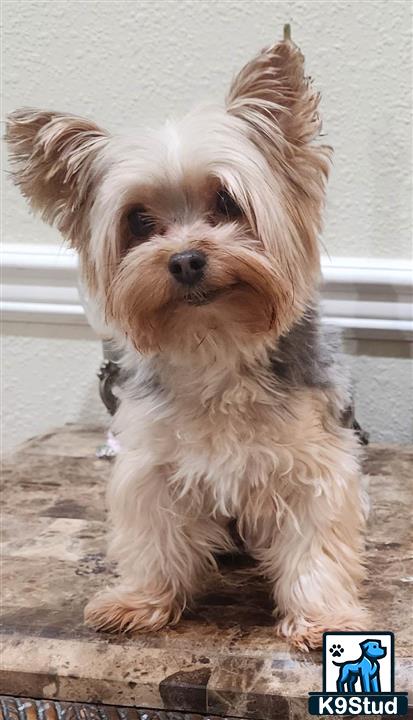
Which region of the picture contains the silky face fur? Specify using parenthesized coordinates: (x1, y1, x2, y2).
(7, 34, 368, 649)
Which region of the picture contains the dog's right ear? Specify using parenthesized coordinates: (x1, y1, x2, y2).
(6, 108, 109, 249)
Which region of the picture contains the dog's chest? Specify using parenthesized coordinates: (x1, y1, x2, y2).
(164, 372, 294, 494)
(124, 359, 305, 510)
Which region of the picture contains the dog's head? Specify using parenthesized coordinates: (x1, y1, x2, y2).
(6, 34, 330, 355)
(360, 640, 387, 660)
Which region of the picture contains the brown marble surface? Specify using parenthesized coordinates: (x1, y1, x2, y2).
(1, 425, 412, 719)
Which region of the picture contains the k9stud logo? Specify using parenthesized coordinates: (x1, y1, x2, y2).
(308, 632, 408, 715)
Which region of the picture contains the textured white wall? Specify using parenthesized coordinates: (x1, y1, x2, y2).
(350, 350, 413, 445)
(2, 331, 108, 450)
(4, 0, 412, 258)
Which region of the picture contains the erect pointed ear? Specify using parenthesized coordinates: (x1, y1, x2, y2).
(227, 33, 331, 277)
(226, 34, 323, 148)
(6, 108, 109, 248)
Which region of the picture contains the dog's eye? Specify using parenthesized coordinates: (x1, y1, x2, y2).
(216, 190, 242, 220)
(127, 206, 155, 241)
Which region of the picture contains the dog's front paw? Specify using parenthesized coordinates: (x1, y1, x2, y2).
(84, 587, 182, 634)
(275, 608, 370, 651)
(275, 616, 325, 651)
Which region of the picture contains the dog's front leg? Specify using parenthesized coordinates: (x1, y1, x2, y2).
(248, 433, 369, 649)
(85, 451, 230, 633)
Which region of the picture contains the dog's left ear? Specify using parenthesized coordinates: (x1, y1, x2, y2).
(226, 34, 323, 150)
(6, 108, 109, 249)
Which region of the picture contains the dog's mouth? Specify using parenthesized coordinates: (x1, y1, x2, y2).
(183, 283, 242, 307)
(184, 288, 225, 306)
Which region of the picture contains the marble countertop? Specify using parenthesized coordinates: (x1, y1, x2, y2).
(1, 425, 412, 719)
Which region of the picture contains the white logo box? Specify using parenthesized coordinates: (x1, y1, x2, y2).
(324, 631, 394, 693)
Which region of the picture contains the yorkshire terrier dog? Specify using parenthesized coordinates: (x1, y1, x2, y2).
(7, 30, 368, 649)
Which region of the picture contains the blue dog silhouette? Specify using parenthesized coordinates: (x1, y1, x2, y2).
(333, 639, 387, 693)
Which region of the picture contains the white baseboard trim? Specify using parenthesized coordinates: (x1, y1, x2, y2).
(1, 243, 412, 341)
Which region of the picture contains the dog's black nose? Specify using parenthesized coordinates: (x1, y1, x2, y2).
(168, 250, 206, 286)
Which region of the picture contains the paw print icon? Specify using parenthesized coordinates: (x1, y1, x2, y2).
(329, 643, 344, 658)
